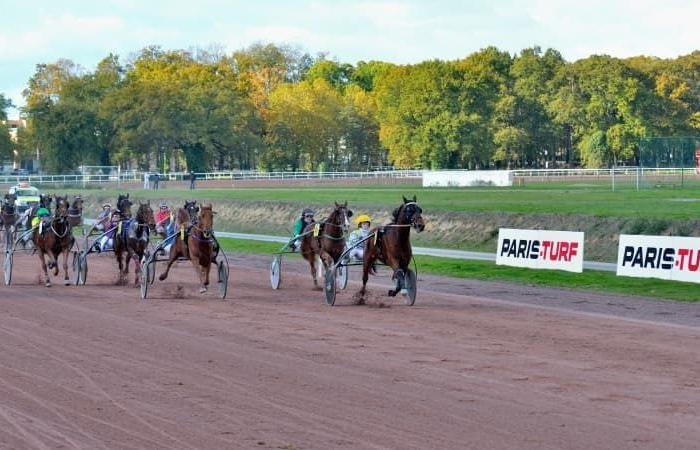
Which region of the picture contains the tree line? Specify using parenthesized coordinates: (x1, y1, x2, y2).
(2, 43, 699, 173)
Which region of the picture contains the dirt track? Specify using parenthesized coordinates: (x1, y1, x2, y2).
(1, 251, 699, 449)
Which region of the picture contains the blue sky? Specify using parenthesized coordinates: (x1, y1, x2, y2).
(2, 0, 699, 118)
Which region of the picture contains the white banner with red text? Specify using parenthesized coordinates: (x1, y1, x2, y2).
(496, 228, 584, 273)
(617, 234, 700, 283)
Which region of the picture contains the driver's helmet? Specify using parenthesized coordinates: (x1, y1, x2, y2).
(159, 200, 168, 210)
(102, 203, 111, 209)
(355, 214, 372, 227)
(301, 208, 315, 218)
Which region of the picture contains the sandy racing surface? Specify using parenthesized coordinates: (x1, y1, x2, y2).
(1, 251, 699, 449)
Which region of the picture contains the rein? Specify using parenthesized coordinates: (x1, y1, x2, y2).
(50, 219, 70, 238)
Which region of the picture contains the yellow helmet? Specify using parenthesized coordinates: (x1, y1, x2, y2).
(355, 214, 371, 226)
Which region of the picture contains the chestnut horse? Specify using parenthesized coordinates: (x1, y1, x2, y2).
(32, 195, 75, 286)
(357, 196, 425, 303)
(159, 203, 215, 293)
(300, 201, 353, 289)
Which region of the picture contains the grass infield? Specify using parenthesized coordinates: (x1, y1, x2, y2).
(60, 182, 700, 219)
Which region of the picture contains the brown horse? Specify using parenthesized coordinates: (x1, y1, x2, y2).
(112, 193, 134, 284)
(357, 196, 425, 303)
(159, 203, 216, 293)
(32, 195, 75, 287)
(300, 201, 353, 289)
(1, 194, 18, 248)
(67, 195, 84, 228)
(117, 201, 155, 286)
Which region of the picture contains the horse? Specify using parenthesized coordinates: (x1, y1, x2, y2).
(111, 193, 135, 283)
(32, 195, 75, 287)
(300, 201, 353, 289)
(1, 194, 18, 248)
(357, 196, 425, 303)
(159, 203, 216, 293)
(115, 201, 155, 286)
(67, 195, 84, 229)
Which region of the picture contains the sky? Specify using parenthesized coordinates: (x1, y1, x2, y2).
(2, 0, 700, 118)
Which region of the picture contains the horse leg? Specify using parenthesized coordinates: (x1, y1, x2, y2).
(312, 254, 323, 290)
(62, 247, 70, 285)
(38, 250, 51, 287)
(158, 243, 179, 281)
(388, 268, 404, 297)
(189, 253, 206, 293)
(203, 260, 211, 288)
(133, 251, 142, 287)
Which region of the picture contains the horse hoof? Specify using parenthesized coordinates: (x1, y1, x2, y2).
(199, 287, 207, 294)
(64, 280, 71, 286)
(45, 282, 51, 287)
(400, 289, 408, 296)
(158, 274, 167, 281)
(387, 290, 397, 297)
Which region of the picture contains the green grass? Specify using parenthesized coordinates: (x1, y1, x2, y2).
(217, 237, 700, 302)
(60, 182, 700, 219)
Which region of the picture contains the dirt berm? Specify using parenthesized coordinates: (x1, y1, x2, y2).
(79, 196, 700, 263)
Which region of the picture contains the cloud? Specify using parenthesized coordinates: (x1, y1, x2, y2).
(0, 13, 125, 60)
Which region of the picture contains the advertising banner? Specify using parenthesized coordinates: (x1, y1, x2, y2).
(496, 228, 584, 273)
(617, 234, 700, 283)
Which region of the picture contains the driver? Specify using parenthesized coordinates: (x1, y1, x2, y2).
(289, 208, 315, 252)
(155, 201, 173, 236)
(347, 214, 372, 261)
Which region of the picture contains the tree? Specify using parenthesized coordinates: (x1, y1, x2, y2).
(0, 94, 13, 161)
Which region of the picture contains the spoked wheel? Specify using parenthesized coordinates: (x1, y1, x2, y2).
(217, 260, 229, 299)
(403, 269, 417, 306)
(75, 251, 88, 286)
(337, 264, 348, 290)
(4, 250, 13, 286)
(148, 259, 156, 286)
(140, 254, 151, 300)
(270, 255, 281, 289)
(324, 268, 337, 306)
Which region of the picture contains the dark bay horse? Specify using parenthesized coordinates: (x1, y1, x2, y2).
(159, 203, 216, 293)
(300, 201, 353, 289)
(112, 193, 135, 284)
(32, 195, 75, 286)
(117, 201, 155, 286)
(67, 195, 84, 229)
(1, 194, 18, 248)
(357, 196, 425, 303)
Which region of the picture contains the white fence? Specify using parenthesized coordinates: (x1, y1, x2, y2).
(0, 170, 422, 186)
(0, 167, 696, 187)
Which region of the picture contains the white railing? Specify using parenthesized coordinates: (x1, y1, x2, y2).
(1, 167, 696, 187)
(0, 169, 422, 186)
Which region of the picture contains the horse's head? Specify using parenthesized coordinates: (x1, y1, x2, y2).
(198, 204, 214, 238)
(184, 200, 199, 225)
(40, 194, 53, 210)
(137, 200, 156, 232)
(71, 195, 84, 212)
(117, 193, 132, 218)
(392, 195, 425, 232)
(53, 195, 69, 219)
(329, 201, 353, 233)
(1, 194, 16, 215)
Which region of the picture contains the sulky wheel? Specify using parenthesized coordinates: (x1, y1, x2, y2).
(337, 264, 348, 290)
(217, 260, 229, 299)
(324, 268, 337, 306)
(75, 251, 88, 286)
(403, 269, 417, 306)
(139, 268, 149, 300)
(270, 255, 281, 290)
(4, 250, 13, 286)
